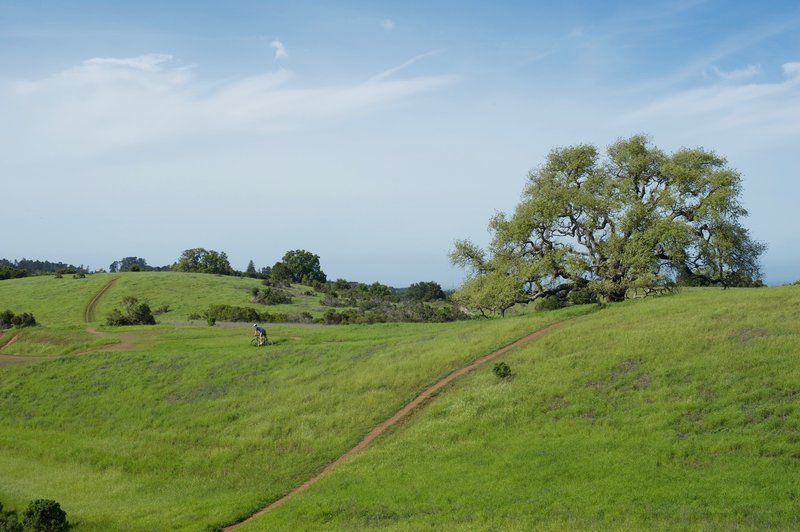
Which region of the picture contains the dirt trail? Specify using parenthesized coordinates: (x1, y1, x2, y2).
(84, 277, 120, 323)
(223, 320, 565, 531)
(0, 277, 127, 366)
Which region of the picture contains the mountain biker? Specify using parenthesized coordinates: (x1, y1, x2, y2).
(253, 323, 267, 346)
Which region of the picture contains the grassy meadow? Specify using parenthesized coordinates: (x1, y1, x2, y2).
(2, 272, 799, 530)
(0, 271, 593, 530)
(249, 285, 800, 530)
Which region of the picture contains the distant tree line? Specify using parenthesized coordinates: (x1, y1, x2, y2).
(109, 257, 171, 272)
(0, 258, 88, 279)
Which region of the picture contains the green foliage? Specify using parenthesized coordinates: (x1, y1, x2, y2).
(108, 257, 165, 273)
(0, 501, 22, 532)
(280, 250, 327, 284)
(268, 262, 293, 285)
(252, 287, 293, 306)
(245, 260, 257, 275)
(0, 310, 14, 330)
(0, 310, 37, 329)
(406, 281, 446, 302)
(173, 248, 234, 275)
(452, 135, 766, 312)
(105, 297, 156, 326)
(451, 270, 522, 318)
(22, 499, 69, 532)
(0, 265, 27, 281)
(196, 304, 281, 323)
(493, 361, 512, 379)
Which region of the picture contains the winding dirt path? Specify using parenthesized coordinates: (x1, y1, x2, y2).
(0, 276, 124, 366)
(223, 320, 565, 531)
(84, 277, 120, 323)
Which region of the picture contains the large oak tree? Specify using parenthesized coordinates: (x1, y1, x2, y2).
(451, 135, 765, 314)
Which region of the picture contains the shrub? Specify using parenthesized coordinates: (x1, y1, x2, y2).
(199, 304, 281, 323)
(22, 499, 70, 531)
(11, 312, 37, 328)
(0, 310, 14, 330)
(0, 501, 22, 532)
(105, 297, 156, 326)
(252, 287, 292, 305)
(493, 361, 512, 380)
(72, 272, 86, 279)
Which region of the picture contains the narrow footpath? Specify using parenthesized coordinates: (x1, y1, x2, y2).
(223, 320, 565, 531)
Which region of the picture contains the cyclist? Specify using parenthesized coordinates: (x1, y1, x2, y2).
(253, 323, 268, 346)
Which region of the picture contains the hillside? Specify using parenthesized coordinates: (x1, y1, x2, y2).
(248, 285, 800, 530)
(1, 274, 798, 530)
(0, 272, 591, 530)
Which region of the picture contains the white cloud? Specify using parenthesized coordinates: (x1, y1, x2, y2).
(783, 62, 800, 76)
(368, 50, 443, 83)
(270, 40, 288, 60)
(628, 62, 800, 137)
(713, 64, 761, 81)
(381, 19, 395, 31)
(0, 53, 454, 158)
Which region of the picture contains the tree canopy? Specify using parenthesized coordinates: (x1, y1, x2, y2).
(173, 248, 234, 275)
(280, 249, 327, 284)
(451, 135, 765, 314)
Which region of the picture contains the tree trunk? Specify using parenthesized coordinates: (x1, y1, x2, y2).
(607, 289, 627, 302)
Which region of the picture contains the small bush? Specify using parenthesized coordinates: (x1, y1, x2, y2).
(252, 287, 292, 305)
(72, 272, 86, 279)
(493, 361, 512, 380)
(0, 310, 37, 329)
(0, 310, 14, 330)
(106, 297, 156, 326)
(22, 499, 70, 532)
(0, 501, 22, 532)
(11, 312, 37, 328)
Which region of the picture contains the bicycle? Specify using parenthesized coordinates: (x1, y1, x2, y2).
(250, 336, 270, 347)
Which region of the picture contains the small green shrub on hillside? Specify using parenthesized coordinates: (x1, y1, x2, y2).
(0, 310, 37, 329)
(11, 312, 37, 328)
(194, 304, 285, 324)
(0, 501, 22, 532)
(493, 361, 512, 380)
(0, 310, 14, 330)
(252, 287, 292, 305)
(22, 499, 69, 531)
(106, 297, 156, 326)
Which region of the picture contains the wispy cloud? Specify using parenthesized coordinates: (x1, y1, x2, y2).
(368, 50, 443, 83)
(270, 40, 288, 60)
(713, 64, 761, 81)
(381, 19, 395, 31)
(627, 62, 800, 139)
(1, 53, 453, 158)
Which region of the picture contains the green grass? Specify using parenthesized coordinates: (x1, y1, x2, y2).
(91, 272, 328, 323)
(0, 274, 114, 326)
(4, 272, 798, 531)
(248, 286, 800, 530)
(0, 301, 588, 530)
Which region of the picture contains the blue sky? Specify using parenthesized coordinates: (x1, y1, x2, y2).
(1, 0, 799, 286)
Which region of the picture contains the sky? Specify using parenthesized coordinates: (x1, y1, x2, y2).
(1, 0, 799, 287)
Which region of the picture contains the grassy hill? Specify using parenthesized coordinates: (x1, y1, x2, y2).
(1, 273, 798, 530)
(248, 285, 800, 530)
(0, 272, 591, 530)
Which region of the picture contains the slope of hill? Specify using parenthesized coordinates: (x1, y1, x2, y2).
(0, 271, 592, 530)
(248, 285, 800, 530)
